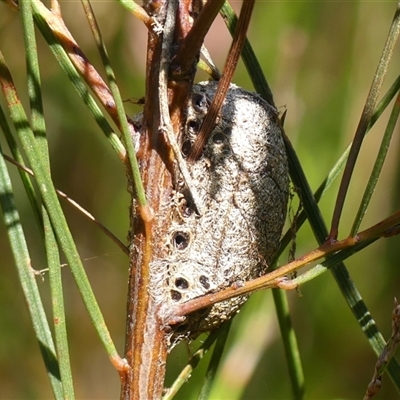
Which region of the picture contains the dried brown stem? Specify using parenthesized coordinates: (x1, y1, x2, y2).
(171, 210, 400, 320)
(171, 0, 225, 78)
(32, 0, 138, 161)
(188, 0, 255, 162)
(159, 0, 204, 215)
(363, 299, 400, 400)
(122, 0, 206, 398)
(121, 1, 169, 397)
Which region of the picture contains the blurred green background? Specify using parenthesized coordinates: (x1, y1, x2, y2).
(1, 1, 400, 399)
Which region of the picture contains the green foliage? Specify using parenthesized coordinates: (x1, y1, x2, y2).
(1, 1, 400, 399)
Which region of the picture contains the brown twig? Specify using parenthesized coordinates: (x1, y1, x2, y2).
(122, 0, 168, 396)
(122, 0, 234, 395)
(363, 298, 400, 400)
(121, 0, 210, 398)
(171, 210, 400, 320)
(171, 0, 225, 79)
(158, 0, 204, 215)
(187, 0, 256, 162)
(31, 0, 139, 162)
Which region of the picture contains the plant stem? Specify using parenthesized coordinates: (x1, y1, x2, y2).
(122, 2, 170, 398)
(329, 1, 400, 239)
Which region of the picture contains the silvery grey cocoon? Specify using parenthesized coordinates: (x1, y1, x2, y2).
(140, 81, 289, 346)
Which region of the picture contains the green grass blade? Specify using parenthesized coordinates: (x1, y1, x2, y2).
(0, 104, 42, 228)
(19, 1, 75, 396)
(198, 321, 232, 400)
(30, 3, 126, 159)
(116, 0, 153, 27)
(0, 50, 121, 366)
(351, 90, 400, 234)
(0, 139, 63, 399)
(44, 213, 75, 399)
(162, 330, 222, 400)
(330, 1, 400, 238)
(279, 72, 400, 256)
(272, 288, 305, 400)
(284, 133, 400, 391)
(370, 73, 400, 128)
(81, 0, 147, 207)
(20, 0, 45, 148)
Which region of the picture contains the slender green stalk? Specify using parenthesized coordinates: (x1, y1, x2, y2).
(0, 50, 122, 367)
(351, 90, 400, 234)
(330, 1, 400, 238)
(0, 101, 42, 229)
(0, 139, 63, 399)
(284, 134, 400, 391)
(44, 213, 75, 399)
(272, 289, 305, 400)
(81, 0, 147, 207)
(198, 321, 232, 400)
(19, 2, 75, 396)
(19, 0, 44, 145)
(116, 0, 153, 27)
(30, 2, 126, 159)
(162, 330, 222, 400)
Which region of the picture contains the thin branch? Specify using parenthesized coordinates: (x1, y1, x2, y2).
(351, 89, 400, 234)
(31, 0, 141, 162)
(171, 0, 225, 78)
(329, 1, 400, 240)
(158, 0, 205, 215)
(364, 299, 400, 400)
(188, 0, 256, 162)
(220, 1, 275, 106)
(170, 210, 400, 320)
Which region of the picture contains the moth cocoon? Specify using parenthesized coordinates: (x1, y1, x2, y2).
(151, 81, 289, 346)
